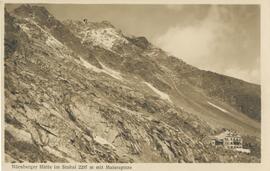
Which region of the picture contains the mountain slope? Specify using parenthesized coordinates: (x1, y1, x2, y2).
(4, 5, 260, 163)
(64, 18, 260, 135)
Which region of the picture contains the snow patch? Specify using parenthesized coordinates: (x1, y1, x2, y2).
(22, 19, 62, 49)
(207, 101, 229, 113)
(100, 63, 123, 80)
(94, 136, 115, 149)
(81, 28, 127, 51)
(45, 35, 64, 49)
(20, 19, 70, 59)
(79, 57, 102, 73)
(144, 82, 172, 103)
(77, 57, 123, 81)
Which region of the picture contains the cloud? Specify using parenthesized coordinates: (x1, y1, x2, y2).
(154, 19, 218, 70)
(154, 5, 260, 84)
(154, 5, 221, 70)
(224, 68, 260, 84)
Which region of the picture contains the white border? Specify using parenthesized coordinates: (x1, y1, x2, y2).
(1, 0, 270, 171)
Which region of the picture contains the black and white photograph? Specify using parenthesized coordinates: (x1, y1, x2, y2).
(2, 1, 268, 167)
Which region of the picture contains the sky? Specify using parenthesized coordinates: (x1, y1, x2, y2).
(6, 4, 260, 84)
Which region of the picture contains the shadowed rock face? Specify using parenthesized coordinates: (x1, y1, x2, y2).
(181, 70, 261, 121)
(4, 5, 260, 163)
(126, 36, 150, 49)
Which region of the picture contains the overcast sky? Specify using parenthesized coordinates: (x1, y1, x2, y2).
(6, 4, 260, 84)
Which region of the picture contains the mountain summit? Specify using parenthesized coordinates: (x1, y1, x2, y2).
(4, 5, 260, 163)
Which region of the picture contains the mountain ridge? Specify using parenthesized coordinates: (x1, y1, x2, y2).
(4, 5, 261, 163)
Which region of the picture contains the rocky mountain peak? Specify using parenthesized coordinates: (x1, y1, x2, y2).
(65, 19, 115, 30)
